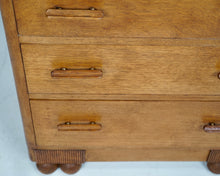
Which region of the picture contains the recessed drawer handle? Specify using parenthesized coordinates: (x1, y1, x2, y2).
(204, 122, 220, 133)
(57, 121, 102, 131)
(46, 7, 104, 18)
(51, 68, 103, 78)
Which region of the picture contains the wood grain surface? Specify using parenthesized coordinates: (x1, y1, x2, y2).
(30, 100, 220, 149)
(2, 0, 220, 166)
(84, 148, 211, 161)
(13, 0, 220, 38)
(29, 93, 220, 101)
(22, 44, 220, 95)
(19, 36, 220, 46)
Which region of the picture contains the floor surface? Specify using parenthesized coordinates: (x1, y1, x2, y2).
(0, 12, 216, 176)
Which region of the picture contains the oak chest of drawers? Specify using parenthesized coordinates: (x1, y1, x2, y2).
(1, 0, 220, 174)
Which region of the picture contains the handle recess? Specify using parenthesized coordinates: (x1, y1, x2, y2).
(204, 122, 220, 133)
(57, 121, 102, 131)
(51, 68, 103, 78)
(46, 7, 104, 18)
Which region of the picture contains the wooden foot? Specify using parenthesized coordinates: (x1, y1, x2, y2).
(60, 163, 82, 174)
(34, 150, 85, 174)
(207, 162, 220, 174)
(207, 150, 220, 174)
(36, 163, 58, 174)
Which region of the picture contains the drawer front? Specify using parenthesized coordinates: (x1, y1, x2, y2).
(31, 100, 220, 149)
(22, 44, 220, 95)
(14, 0, 220, 38)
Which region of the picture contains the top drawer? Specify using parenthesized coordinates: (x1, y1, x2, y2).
(13, 0, 220, 38)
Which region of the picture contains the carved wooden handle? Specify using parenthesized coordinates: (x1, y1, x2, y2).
(46, 7, 104, 18)
(57, 121, 102, 131)
(204, 123, 220, 133)
(51, 68, 103, 78)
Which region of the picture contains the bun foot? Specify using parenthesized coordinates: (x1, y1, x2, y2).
(36, 163, 58, 174)
(207, 162, 220, 174)
(60, 163, 81, 174)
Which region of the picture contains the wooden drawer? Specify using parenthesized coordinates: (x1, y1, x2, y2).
(14, 0, 220, 38)
(31, 100, 220, 149)
(22, 44, 220, 95)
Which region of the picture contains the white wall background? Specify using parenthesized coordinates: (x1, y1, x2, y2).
(0, 12, 216, 176)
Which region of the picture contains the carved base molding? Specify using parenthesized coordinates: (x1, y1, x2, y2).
(32, 149, 220, 174)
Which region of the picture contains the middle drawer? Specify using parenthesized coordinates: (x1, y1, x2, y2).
(22, 44, 220, 95)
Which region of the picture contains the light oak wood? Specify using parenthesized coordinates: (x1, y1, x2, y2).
(19, 36, 220, 46)
(13, 0, 220, 38)
(29, 93, 220, 101)
(85, 148, 211, 161)
(30, 100, 220, 149)
(22, 44, 220, 95)
(0, 0, 36, 160)
(2, 0, 220, 172)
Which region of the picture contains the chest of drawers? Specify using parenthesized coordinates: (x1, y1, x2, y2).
(1, 0, 220, 174)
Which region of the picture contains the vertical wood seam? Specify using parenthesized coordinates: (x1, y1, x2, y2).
(10, 0, 37, 146)
(0, 0, 37, 160)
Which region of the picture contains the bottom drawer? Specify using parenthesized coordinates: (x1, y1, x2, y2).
(30, 100, 220, 150)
